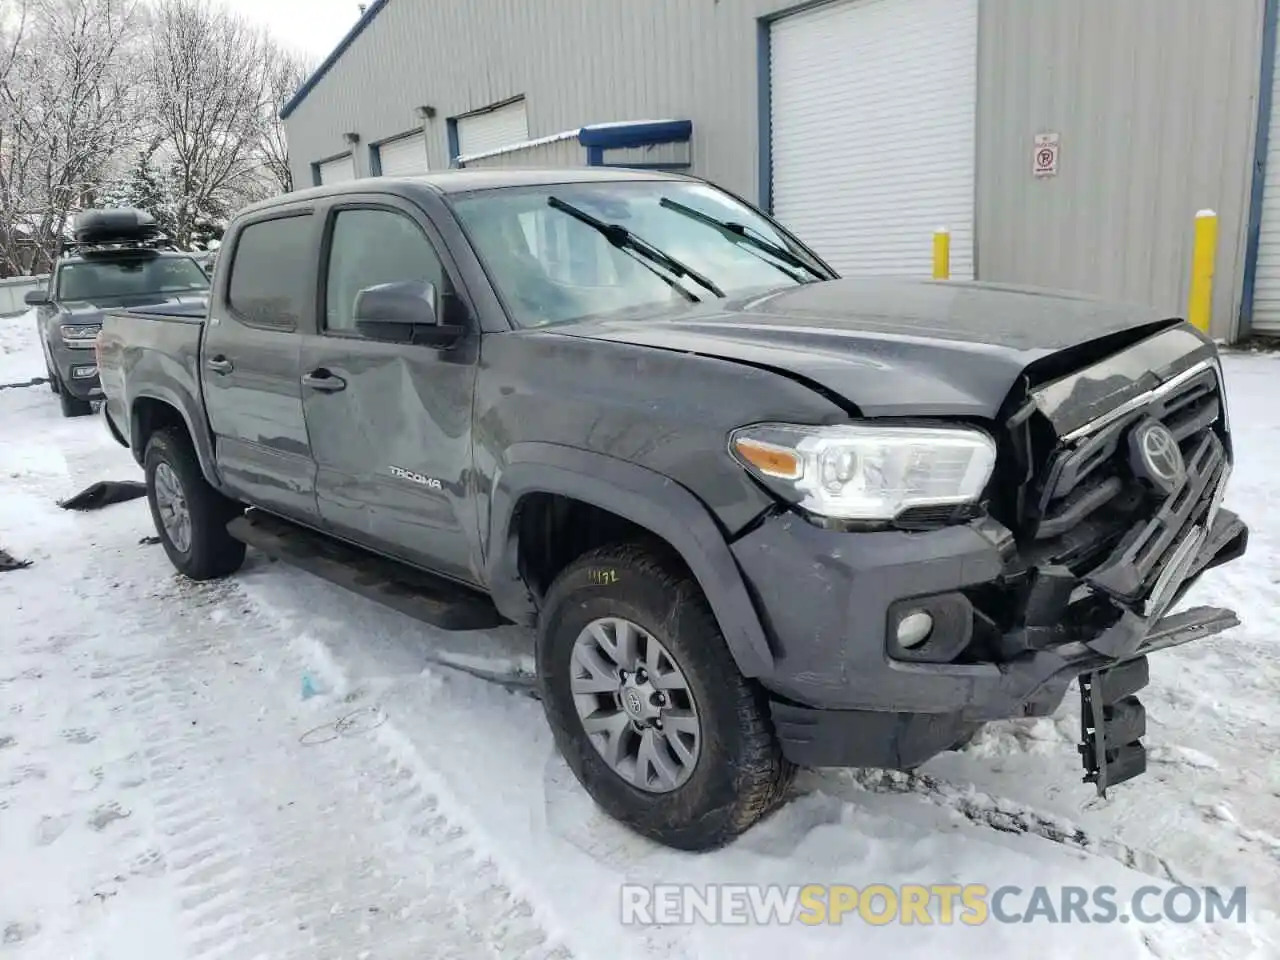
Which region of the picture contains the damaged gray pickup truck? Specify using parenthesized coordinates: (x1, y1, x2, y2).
(95, 170, 1248, 850)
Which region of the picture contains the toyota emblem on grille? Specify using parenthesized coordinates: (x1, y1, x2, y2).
(1130, 419, 1186, 494)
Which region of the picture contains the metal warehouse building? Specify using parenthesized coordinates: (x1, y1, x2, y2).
(282, 0, 1280, 342)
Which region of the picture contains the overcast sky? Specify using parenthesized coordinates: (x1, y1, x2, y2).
(217, 0, 365, 58)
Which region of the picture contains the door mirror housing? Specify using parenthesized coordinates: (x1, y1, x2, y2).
(353, 280, 463, 347)
(24, 290, 50, 306)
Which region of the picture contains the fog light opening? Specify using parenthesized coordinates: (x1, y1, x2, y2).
(896, 610, 934, 649)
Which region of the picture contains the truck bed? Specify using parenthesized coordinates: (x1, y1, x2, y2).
(97, 304, 207, 454)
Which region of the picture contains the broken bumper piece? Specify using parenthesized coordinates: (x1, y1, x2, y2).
(764, 510, 1246, 775)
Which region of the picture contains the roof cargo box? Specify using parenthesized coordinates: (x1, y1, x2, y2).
(72, 208, 160, 244)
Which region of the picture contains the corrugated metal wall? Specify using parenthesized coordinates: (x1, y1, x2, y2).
(599, 142, 692, 168)
(462, 135, 586, 169)
(285, 0, 1267, 339)
(284, 0, 799, 199)
(977, 0, 1264, 341)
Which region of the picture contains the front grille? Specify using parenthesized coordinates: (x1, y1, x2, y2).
(1020, 361, 1226, 604)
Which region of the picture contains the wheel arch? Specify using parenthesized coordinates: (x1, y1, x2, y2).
(485, 444, 775, 678)
(129, 390, 223, 489)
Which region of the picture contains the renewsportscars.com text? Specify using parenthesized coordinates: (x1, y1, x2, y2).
(620, 883, 1247, 926)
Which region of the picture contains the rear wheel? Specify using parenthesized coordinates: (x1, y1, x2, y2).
(144, 428, 245, 580)
(537, 543, 793, 850)
(57, 381, 93, 417)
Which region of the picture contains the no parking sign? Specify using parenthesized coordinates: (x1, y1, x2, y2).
(1033, 132, 1060, 178)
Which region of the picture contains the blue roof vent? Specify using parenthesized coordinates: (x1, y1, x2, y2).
(577, 120, 693, 150)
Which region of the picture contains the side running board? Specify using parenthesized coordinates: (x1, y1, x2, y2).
(227, 509, 507, 632)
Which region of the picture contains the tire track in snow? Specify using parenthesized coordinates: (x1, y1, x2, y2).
(93, 570, 571, 960)
(835, 767, 1187, 883)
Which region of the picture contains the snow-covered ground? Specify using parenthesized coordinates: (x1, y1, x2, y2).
(0, 308, 1276, 958)
(0, 310, 45, 386)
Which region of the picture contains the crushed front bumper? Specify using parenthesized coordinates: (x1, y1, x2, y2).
(730, 507, 1247, 770)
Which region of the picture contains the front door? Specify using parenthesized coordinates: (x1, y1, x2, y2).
(300, 200, 481, 585)
(202, 210, 318, 521)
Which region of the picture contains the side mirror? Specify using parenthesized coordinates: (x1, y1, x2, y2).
(353, 280, 463, 347)
(24, 290, 50, 306)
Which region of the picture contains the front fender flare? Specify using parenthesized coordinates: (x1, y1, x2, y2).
(485, 444, 775, 678)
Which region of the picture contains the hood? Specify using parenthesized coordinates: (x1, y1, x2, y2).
(57, 292, 209, 322)
(545, 278, 1180, 419)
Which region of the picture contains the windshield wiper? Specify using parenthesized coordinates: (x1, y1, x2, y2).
(547, 196, 724, 300)
(658, 197, 830, 282)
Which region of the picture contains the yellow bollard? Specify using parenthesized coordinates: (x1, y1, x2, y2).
(932, 227, 950, 281)
(1188, 209, 1217, 334)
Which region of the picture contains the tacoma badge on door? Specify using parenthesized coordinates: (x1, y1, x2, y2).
(389, 465, 442, 490)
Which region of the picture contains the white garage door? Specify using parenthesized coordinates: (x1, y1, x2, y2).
(318, 154, 356, 185)
(378, 132, 428, 176)
(770, 0, 978, 279)
(457, 99, 529, 158)
(1249, 26, 1280, 333)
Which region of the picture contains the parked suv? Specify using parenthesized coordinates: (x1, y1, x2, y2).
(97, 170, 1247, 850)
(27, 209, 210, 417)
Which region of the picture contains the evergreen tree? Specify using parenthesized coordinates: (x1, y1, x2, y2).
(98, 150, 179, 241)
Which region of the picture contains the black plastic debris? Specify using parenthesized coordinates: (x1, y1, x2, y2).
(0, 547, 31, 572)
(58, 480, 147, 511)
(0, 377, 50, 392)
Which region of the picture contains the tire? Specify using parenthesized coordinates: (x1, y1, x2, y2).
(47, 364, 58, 393)
(537, 543, 794, 851)
(143, 427, 245, 580)
(58, 381, 93, 417)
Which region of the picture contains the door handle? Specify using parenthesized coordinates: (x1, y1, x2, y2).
(302, 368, 346, 393)
(206, 355, 233, 375)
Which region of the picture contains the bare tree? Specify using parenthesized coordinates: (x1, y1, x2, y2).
(258, 42, 310, 195)
(0, 1, 30, 90)
(147, 0, 270, 247)
(0, 0, 305, 268)
(0, 0, 145, 274)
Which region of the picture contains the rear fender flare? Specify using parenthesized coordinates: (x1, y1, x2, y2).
(485, 444, 775, 678)
(129, 388, 224, 489)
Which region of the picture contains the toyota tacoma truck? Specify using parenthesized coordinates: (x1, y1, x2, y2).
(27, 208, 210, 417)
(96, 169, 1248, 851)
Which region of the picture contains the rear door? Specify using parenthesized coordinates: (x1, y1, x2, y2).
(299, 196, 481, 585)
(202, 208, 319, 521)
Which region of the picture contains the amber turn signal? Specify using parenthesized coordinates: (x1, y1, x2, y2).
(733, 437, 803, 480)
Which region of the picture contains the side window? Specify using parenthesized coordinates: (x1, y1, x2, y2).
(324, 208, 445, 334)
(227, 215, 311, 329)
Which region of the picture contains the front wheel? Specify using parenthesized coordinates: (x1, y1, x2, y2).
(537, 543, 794, 851)
(144, 428, 245, 580)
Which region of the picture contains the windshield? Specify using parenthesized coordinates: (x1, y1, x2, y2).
(450, 181, 830, 328)
(56, 256, 210, 303)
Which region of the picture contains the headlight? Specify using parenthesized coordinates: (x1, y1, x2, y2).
(730, 422, 997, 522)
(61, 324, 100, 341)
